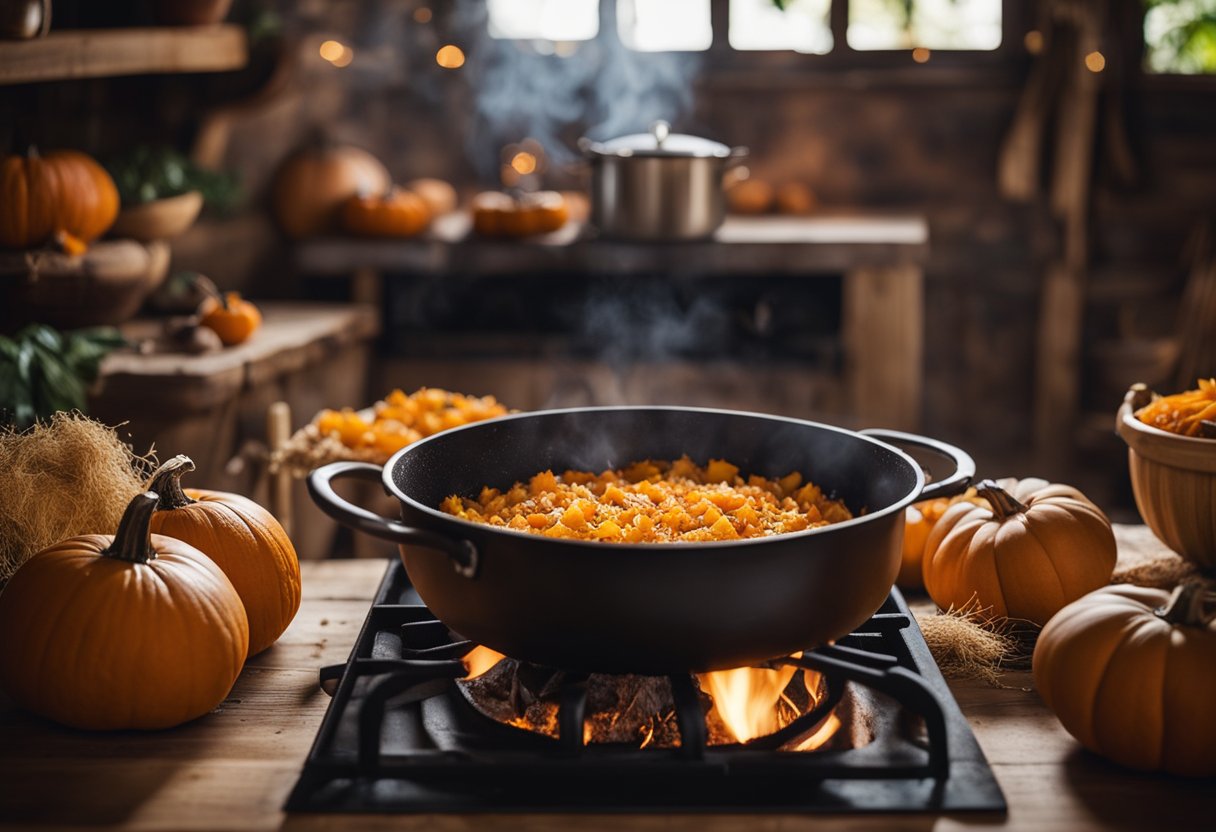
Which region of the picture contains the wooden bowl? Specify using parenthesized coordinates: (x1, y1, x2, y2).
(1117, 385, 1216, 570)
(111, 191, 204, 242)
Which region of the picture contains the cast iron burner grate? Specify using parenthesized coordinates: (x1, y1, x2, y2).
(286, 561, 1007, 814)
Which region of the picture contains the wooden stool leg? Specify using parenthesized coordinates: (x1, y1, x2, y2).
(266, 401, 294, 537)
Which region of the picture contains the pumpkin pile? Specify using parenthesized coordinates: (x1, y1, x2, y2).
(0, 455, 299, 730)
(0, 148, 119, 252)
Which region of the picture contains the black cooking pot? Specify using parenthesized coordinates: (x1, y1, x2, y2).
(308, 407, 973, 674)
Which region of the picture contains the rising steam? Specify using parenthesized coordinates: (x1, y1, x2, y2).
(451, 0, 703, 179)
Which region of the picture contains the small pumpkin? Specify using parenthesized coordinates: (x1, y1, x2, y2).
(342, 188, 430, 238)
(271, 142, 390, 238)
(147, 455, 300, 657)
(405, 177, 458, 217)
(199, 291, 262, 346)
(0, 148, 120, 249)
(921, 478, 1116, 625)
(1033, 580, 1216, 777)
(0, 492, 248, 730)
(471, 190, 568, 238)
(898, 488, 982, 590)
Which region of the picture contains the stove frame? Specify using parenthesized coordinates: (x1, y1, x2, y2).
(286, 561, 1006, 814)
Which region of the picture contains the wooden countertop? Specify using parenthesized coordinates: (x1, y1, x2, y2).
(295, 213, 930, 277)
(1, 530, 1211, 831)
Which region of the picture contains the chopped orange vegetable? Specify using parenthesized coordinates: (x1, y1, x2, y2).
(1136, 379, 1216, 437)
(441, 456, 851, 543)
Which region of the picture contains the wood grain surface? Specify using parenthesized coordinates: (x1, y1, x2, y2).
(1, 528, 1211, 831)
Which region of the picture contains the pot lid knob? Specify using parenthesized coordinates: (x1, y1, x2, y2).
(650, 119, 671, 148)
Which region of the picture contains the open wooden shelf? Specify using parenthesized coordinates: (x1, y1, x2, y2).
(0, 25, 247, 86)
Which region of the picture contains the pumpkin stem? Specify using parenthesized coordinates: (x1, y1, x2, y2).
(1156, 579, 1216, 627)
(147, 455, 198, 510)
(102, 492, 159, 564)
(975, 479, 1029, 520)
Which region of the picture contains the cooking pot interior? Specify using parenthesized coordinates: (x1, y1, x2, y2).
(390, 408, 919, 520)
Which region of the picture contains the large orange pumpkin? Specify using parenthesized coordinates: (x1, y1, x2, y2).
(0, 148, 119, 249)
(148, 455, 300, 657)
(271, 143, 390, 238)
(0, 492, 248, 730)
(921, 478, 1116, 625)
(471, 190, 568, 238)
(1033, 581, 1216, 776)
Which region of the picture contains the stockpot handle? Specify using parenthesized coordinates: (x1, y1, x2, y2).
(857, 429, 975, 501)
(307, 462, 479, 578)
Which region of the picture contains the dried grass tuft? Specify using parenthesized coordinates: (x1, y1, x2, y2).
(0, 412, 156, 585)
(915, 603, 1030, 687)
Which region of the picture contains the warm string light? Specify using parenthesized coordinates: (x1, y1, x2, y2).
(1085, 50, 1106, 73)
(413, 6, 432, 24)
(1024, 30, 1044, 54)
(436, 44, 466, 68)
(911, 47, 931, 64)
(319, 39, 354, 68)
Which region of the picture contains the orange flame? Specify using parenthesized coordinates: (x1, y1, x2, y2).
(794, 712, 841, 751)
(698, 656, 802, 743)
(463, 645, 506, 678)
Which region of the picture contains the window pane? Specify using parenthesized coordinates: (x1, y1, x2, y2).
(487, 0, 599, 42)
(729, 0, 833, 54)
(619, 0, 713, 52)
(1144, 0, 1216, 74)
(848, 0, 1002, 51)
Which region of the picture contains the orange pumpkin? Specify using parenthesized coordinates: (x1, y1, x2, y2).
(921, 478, 1116, 625)
(405, 177, 458, 216)
(0, 148, 119, 249)
(1033, 581, 1216, 776)
(199, 291, 262, 346)
(0, 492, 248, 730)
(471, 190, 568, 238)
(342, 188, 431, 237)
(147, 455, 300, 657)
(898, 488, 982, 590)
(271, 143, 390, 238)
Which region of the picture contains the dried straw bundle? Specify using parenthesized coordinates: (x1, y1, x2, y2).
(0, 413, 155, 585)
(915, 605, 1028, 687)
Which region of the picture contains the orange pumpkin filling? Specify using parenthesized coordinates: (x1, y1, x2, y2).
(441, 456, 852, 543)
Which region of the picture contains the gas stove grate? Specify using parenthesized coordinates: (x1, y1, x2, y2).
(286, 561, 1006, 814)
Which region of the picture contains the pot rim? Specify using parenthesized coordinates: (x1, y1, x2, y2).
(380, 404, 928, 551)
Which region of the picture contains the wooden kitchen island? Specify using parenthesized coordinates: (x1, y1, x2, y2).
(1, 530, 1210, 831)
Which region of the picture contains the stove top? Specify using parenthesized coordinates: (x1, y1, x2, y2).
(286, 561, 1006, 814)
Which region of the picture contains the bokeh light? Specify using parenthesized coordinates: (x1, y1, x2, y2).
(436, 44, 466, 68)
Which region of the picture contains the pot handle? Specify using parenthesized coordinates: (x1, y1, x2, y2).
(307, 462, 479, 578)
(858, 429, 975, 501)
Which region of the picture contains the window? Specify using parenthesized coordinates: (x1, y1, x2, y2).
(1144, 0, 1216, 74)
(728, 0, 833, 54)
(482, 0, 1004, 57)
(847, 0, 1002, 51)
(486, 0, 599, 42)
(618, 0, 713, 52)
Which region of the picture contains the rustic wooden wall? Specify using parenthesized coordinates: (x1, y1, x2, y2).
(4, 1, 1214, 512)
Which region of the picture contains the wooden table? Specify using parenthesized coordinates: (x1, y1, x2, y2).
(2, 528, 1210, 831)
(89, 303, 379, 530)
(297, 213, 929, 430)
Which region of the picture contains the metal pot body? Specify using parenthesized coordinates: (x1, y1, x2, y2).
(309, 407, 974, 675)
(588, 154, 733, 241)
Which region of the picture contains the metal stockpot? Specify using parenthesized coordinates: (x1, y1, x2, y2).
(580, 121, 747, 241)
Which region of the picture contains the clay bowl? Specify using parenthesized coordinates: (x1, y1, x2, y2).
(1117, 384, 1216, 571)
(110, 191, 204, 242)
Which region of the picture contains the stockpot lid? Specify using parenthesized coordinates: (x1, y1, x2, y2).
(580, 120, 740, 159)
